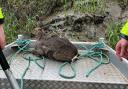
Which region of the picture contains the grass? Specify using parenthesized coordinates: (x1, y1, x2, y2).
(106, 21, 123, 49)
(4, 12, 17, 43)
(1, 0, 38, 43)
(73, 0, 106, 14)
(1, 0, 125, 49)
(1, 0, 67, 43)
(3, 10, 36, 43)
(73, 0, 124, 49)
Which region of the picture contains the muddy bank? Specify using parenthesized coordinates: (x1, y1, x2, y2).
(1, 0, 128, 44)
(32, 0, 128, 42)
(34, 13, 108, 41)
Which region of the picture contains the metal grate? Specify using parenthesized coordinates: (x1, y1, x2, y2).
(0, 79, 127, 89)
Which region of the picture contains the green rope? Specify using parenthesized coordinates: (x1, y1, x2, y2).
(21, 52, 46, 89)
(9, 39, 110, 82)
(56, 41, 110, 79)
(59, 61, 76, 79)
(9, 39, 46, 89)
(22, 52, 46, 69)
(79, 42, 110, 77)
(85, 51, 105, 77)
(8, 39, 31, 64)
(20, 56, 30, 89)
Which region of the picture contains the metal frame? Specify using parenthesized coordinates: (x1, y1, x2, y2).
(0, 40, 127, 89)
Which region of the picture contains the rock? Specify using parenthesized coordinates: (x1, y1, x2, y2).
(65, 15, 77, 26)
(93, 14, 106, 25)
(71, 14, 94, 32)
(72, 24, 83, 32)
(50, 21, 65, 28)
(83, 15, 93, 24)
(37, 13, 109, 41)
(86, 26, 97, 39)
(50, 16, 65, 24)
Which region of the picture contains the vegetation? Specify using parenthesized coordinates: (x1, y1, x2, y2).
(0, 0, 127, 49)
(1, 0, 68, 43)
(106, 21, 123, 49)
(3, 11, 36, 43)
(115, 0, 128, 10)
(73, 0, 106, 14)
(73, 0, 122, 49)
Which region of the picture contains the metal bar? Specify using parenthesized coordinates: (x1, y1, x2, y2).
(5, 69, 20, 89)
(0, 48, 20, 89)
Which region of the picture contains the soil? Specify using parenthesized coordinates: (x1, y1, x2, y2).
(32, 0, 128, 42)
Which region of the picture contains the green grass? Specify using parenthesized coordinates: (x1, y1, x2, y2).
(4, 11, 18, 43)
(3, 11, 36, 43)
(106, 21, 123, 49)
(1, 0, 66, 43)
(73, 0, 106, 14)
(1, 0, 125, 49)
(116, 0, 128, 5)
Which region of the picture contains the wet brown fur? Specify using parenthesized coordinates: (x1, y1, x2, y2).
(32, 28, 78, 62)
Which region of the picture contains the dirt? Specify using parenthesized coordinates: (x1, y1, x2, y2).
(32, 0, 128, 43)
(32, 10, 108, 42)
(2, 0, 128, 43)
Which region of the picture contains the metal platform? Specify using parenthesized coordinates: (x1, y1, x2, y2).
(0, 41, 128, 89)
